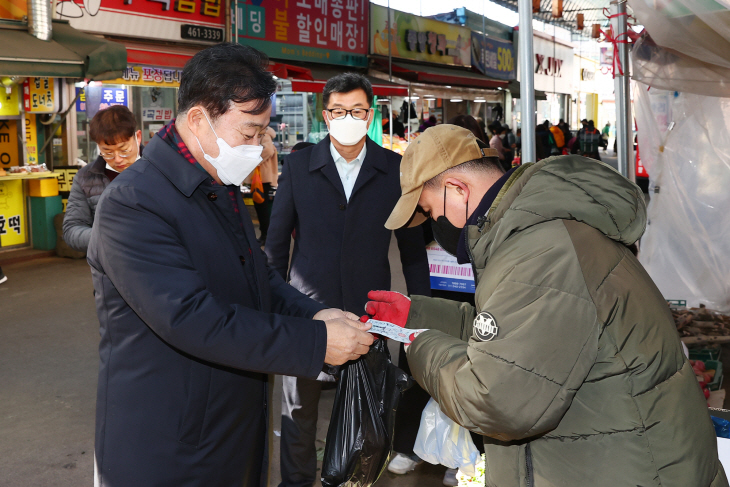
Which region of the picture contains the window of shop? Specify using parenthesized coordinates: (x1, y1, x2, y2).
(133, 86, 178, 146)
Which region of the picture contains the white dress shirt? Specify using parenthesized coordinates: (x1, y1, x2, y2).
(330, 142, 367, 201)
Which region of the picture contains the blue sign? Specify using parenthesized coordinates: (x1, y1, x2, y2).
(75, 87, 86, 112)
(84, 85, 128, 120)
(471, 32, 516, 81)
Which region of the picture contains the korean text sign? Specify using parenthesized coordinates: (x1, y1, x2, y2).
(235, 0, 368, 67)
(63, 0, 224, 42)
(370, 4, 471, 67)
(471, 32, 515, 80)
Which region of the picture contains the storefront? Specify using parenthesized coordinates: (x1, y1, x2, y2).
(0, 17, 126, 251)
(573, 55, 599, 127)
(514, 29, 574, 128)
(58, 0, 227, 162)
(367, 4, 509, 153)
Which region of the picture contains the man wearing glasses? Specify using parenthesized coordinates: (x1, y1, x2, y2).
(266, 73, 430, 487)
(63, 105, 142, 252)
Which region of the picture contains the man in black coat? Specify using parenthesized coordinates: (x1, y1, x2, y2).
(265, 73, 430, 487)
(87, 44, 374, 487)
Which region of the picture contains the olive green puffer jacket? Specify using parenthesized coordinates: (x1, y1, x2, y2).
(405, 156, 727, 487)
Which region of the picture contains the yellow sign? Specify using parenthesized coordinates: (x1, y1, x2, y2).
(23, 77, 59, 113)
(0, 120, 19, 169)
(0, 0, 25, 20)
(24, 114, 38, 164)
(54, 168, 79, 193)
(0, 179, 26, 247)
(104, 66, 183, 88)
(0, 84, 20, 116)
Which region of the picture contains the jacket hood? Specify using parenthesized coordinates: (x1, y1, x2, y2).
(473, 156, 646, 261)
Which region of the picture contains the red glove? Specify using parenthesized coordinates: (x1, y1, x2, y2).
(364, 290, 411, 328)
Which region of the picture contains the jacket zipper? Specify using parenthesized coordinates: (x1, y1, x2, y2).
(525, 443, 534, 487)
(465, 224, 479, 288)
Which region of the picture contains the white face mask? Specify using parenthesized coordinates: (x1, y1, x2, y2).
(328, 113, 369, 146)
(194, 110, 263, 186)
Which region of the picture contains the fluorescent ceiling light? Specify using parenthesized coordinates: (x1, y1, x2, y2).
(445, 85, 452, 88)
(450, 98, 463, 102)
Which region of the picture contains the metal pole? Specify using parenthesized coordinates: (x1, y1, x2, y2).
(387, 0, 392, 83)
(518, 0, 536, 162)
(225, 0, 232, 42)
(233, 0, 238, 44)
(611, 0, 633, 180)
(389, 97, 393, 150)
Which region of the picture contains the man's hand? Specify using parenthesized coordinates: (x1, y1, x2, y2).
(314, 308, 360, 322)
(323, 317, 374, 365)
(364, 291, 411, 328)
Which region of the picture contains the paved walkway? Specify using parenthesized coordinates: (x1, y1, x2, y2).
(0, 236, 446, 487)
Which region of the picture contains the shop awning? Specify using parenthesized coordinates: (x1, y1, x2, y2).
(277, 62, 408, 96)
(374, 59, 510, 90)
(0, 19, 127, 80)
(122, 41, 201, 69)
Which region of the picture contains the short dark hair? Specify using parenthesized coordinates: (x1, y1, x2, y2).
(424, 156, 504, 191)
(291, 141, 315, 152)
(322, 73, 373, 108)
(178, 43, 276, 120)
(89, 105, 137, 145)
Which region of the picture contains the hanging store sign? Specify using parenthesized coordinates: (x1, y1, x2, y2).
(23, 77, 59, 114)
(234, 0, 368, 68)
(471, 31, 515, 80)
(0, 179, 26, 247)
(59, 0, 224, 44)
(370, 4, 471, 67)
(0, 120, 19, 169)
(0, 84, 20, 116)
(24, 114, 39, 165)
(103, 66, 183, 88)
(85, 86, 128, 120)
(142, 107, 174, 122)
(75, 87, 86, 112)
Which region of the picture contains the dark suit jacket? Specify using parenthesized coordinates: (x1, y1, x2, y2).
(266, 135, 430, 314)
(87, 136, 327, 486)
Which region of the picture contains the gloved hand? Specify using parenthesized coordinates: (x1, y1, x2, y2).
(363, 290, 411, 328)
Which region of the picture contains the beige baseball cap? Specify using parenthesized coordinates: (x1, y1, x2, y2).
(385, 124, 499, 230)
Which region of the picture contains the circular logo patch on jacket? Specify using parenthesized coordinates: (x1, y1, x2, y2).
(474, 312, 499, 341)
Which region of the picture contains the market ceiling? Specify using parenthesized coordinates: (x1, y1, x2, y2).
(489, 0, 630, 37)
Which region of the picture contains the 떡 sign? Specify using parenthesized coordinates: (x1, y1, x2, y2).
(23, 77, 59, 114)
(370, 4, 471, 67)
(471, 31, 515, 80)
(235, 0, 369, 67)
(0, 179, 26, 247)
(60, 0, 224, 43)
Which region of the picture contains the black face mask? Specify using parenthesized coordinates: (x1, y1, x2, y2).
(431, 186, 467, 257)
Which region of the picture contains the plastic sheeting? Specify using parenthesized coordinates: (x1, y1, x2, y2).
(635, 86, 730, 311)
(630, 0, 730, 70)
(633, 35, 730, 97)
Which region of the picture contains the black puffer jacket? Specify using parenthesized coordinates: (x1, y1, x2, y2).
(62, 155, 110, 252)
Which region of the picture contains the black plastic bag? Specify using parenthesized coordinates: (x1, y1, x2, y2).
(321, 338, 412, 487)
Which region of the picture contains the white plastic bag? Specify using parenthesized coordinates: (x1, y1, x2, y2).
(413, 398, 479, 476)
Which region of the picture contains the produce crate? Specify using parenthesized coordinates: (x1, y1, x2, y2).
(690, 346, 723, 362)
(707, 360, 724, 391)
